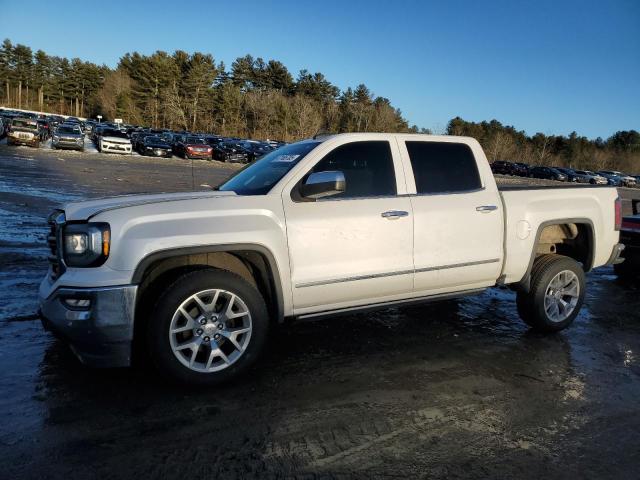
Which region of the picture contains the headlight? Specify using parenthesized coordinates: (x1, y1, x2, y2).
(52, 135, 59, 141)
(63, 223, 110, 267)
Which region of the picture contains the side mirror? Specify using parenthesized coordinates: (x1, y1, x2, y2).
(300, 171, 346, 200)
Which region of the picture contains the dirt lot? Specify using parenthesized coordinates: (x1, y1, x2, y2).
(1, 144, 639, 479)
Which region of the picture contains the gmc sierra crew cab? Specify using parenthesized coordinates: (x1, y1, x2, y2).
(39, 133, 625, 385)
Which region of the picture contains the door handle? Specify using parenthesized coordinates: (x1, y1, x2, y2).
(476, 205, 498, 213)
(381, 210, 409, 219)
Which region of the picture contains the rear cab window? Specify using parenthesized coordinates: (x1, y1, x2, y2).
(405, 141, 482, 194)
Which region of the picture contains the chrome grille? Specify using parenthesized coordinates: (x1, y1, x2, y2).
(47, 210, 65, 280)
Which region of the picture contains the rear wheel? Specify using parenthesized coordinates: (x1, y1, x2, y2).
(147, 269, 269, 386)
(516, 254, 585, 332)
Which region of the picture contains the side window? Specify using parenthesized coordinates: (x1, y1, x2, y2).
(309, 141, 396, 199)
(405, 141, 482, 194)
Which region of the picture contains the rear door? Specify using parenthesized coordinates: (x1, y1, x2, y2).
(282, 139, 414, 314)
(398, 138, 504, 293)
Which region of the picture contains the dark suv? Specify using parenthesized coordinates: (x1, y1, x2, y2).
(528, 166, 567, 182)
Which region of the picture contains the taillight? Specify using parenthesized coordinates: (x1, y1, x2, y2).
(614, 197, 622, 231)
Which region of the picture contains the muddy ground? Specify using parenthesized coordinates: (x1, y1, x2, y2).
(0, 143, 639, 479)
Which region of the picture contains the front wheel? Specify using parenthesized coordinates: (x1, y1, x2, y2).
(516, 254, 585, 332)
(147, 269, 269, 386)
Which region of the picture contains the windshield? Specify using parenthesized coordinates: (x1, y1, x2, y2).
(12, 119, 37, 129)
(186, 137, 204, 144)
(104, 130, 128, 138)
(219, 141, 320, 195)
(57, 126, 79, 134)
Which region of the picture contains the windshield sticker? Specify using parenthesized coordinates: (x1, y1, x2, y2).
(271, 154, 300, 163)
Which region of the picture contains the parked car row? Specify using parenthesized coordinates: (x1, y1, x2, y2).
(491, 160, 638, 187)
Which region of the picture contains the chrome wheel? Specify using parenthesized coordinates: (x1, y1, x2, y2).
(543, 270, 580, 322)
(169, 289, 252, 373)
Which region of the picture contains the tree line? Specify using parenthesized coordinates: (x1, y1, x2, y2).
(447, 117, 640, 173)
(1, 39, 637, 172)
(0, 39, 415, 141)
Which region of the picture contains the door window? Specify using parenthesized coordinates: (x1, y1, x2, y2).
(307, 141, 396, 199)
(405, 141, 482, 194)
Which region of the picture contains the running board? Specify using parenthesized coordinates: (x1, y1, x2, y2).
(294, 288, 486, 321)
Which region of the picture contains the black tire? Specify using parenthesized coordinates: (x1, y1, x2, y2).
(147, 268, 269, 386)
(516, 254, 585, 332)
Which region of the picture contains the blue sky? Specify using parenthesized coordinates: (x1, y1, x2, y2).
(1, 0, 638, 139)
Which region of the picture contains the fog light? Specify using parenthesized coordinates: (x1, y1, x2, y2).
(64, 298, 91, 308)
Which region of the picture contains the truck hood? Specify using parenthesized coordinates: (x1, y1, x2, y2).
(64, 190, 237, 221)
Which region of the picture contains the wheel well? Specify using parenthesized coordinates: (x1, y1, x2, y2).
(133, 249, 282, 361)
(515, 221, 594, 292)
(534, 222, 593, 270)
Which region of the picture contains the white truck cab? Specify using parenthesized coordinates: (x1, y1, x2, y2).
(39, 133, 624, 385)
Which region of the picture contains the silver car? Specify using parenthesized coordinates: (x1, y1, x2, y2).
(599, 170, 637, 187)
(52, 124, 85, 151)
(575, 170, 608, 185)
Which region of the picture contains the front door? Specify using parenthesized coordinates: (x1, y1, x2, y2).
(282, 139, 414, 315)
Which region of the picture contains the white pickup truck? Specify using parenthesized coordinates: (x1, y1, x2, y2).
(39, 133, 625, 385)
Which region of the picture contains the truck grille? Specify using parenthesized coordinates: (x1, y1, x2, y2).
(47, 210, 66, 280)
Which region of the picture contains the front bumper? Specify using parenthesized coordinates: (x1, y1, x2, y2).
(54, 140, 84, 150)
(102, 143, 132, 154)
(144, 148, 172, 157)
(8, 134, 38, 146)
(186, 150, 212, 158)
(39, 283, 137, 367)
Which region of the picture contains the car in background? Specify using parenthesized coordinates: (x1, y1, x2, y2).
(598, 170, 637, 188)
(615, 199, 640, 280)
(37, 119, 52, 140)
(170, 133, 186, 153)
(99, 128, 132, 154)
(92, 124, 106, 144)
(161, 131, 175, 144)
(138, 135, 173, 157)
(510, 162, 530, 176)
(554, 167, 592, 183)
(211, 141, 250, 163)
(265, 139, 286, 149)
(239, 140, 275, 162)
(7, 117, 41, 147)
(132, 131, 156, 152)
(572, 170, 608, 185)
(52, 124, 85, 151)
(175, 136, 212, 159)
(490, 160, 514, 175)
(83, 120, 96, 134)
(528, 166, 567, 182)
